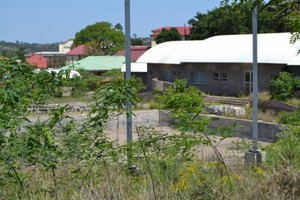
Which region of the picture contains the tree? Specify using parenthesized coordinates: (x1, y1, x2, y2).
(73, 22, 125, 55)
(16, 47, 26, 61)
(131, 38, 143, 46)
(114, 23, 123, 31)
(155, 27, 181, 44)
(189, 1, 286, 40)
(220, 0, 300, 40)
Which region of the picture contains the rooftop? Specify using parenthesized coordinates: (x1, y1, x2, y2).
(138, 32, 300, 65)
(61, 56, 125, 71)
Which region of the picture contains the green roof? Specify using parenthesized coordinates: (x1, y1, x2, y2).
(61, 56, 125, 71)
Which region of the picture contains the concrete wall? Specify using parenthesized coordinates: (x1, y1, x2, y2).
(105, 109, 283, 142)
(151, 78, 172, 91)
(148, 63, 286, 96)
(159, 110, 283, 142)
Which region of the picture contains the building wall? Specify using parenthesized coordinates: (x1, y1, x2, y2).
(66, 55, 81, 65)
(59, 40, 73, 53)
(147, 63, 285, 96)
(287, 66, 300, 75)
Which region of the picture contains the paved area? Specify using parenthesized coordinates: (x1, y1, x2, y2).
(28, 111, 271, 167)
(104, 126, 270, 167)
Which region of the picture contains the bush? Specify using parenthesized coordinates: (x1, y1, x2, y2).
(279, 108, 300, 126)
(269, 71, 295, 101)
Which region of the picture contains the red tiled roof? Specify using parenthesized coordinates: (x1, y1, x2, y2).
(26, 54, 48, 68)
(151, 26, 191, 37)
(115, 46, 150, 61)
(66, 45, 86, 56)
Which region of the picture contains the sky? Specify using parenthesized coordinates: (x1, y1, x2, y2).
(1, 0, 222, 44)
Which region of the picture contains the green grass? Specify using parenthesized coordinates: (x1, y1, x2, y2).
(286, 97, 300, 107)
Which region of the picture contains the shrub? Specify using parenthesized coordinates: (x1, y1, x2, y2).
(279, 108, 300, 126)
(269, 71, 295, 101)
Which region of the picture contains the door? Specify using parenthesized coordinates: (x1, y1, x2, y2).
(244, 71, 253, 95)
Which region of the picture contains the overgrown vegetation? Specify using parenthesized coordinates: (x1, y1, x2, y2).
(269, 71, 300, 101)
(1, 59, 300, 199)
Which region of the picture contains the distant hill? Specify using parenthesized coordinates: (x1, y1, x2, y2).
(0, 40, 59, 59)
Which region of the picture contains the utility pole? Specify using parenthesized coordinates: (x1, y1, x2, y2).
(124, 0, 133, 168)
(245, 2, 264, 167)
(252, 5, 258, 153)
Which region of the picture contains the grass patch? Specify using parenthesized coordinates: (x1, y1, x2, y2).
(286, 97, 300, 107)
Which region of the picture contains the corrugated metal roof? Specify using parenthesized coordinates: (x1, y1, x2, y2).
(26, 54, 48, 68)
(114, 46, 150, 61)
(61, 56, 125, 71)
(137, 33, 300, 65)
(66, 45, 86, 56)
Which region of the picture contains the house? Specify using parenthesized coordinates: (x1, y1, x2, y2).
(150, 26, 191, 47)
(26, 54, 48, 68)
(59, 39, 73, 53)
(136, 32, 300, 96)
(28, 51, 66, 68)
(65, 45, 87, 65)
(115, 46, 150, 62)
(61, 56, 125, 75)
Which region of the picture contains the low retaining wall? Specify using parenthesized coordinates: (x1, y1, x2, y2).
(106, 110, 283, 142)
(159, 110, 282, 142)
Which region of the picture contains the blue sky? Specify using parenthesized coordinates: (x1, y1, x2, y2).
(1, 0, 221, 43)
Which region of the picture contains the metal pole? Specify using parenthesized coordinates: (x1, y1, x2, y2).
(124, 0, 133, 166)
(252, 5, 258, 152)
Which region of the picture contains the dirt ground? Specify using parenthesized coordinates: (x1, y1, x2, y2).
(104, 126, 270, 167)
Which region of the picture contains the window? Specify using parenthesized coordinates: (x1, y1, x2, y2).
(149, 70, 153, 76)
(221, 73, 228, 82)
(212, 72, 219, 81)
(191, 71, 207, 84)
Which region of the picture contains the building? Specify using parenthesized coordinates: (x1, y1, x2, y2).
(150, 26, 191, 47)
(59, 40, 73, 53)
(136, 32, 300, 96)
(115, 46, 150, 62)
(34, 52, 66, 68)
(65, 45, 87, 65)
(118, 46, 150, 86)
(26, 54, 48, 68)
(61, 56, 125, 75)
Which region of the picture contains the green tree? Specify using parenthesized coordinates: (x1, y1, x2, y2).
(16, 47, 26, 61)
(114, 23, 123, 31)
(73, 21, 125, 55)
(189, 1, 286, 40)
(155, 27, 181, 44)
(131, 38, 143, 46)
(220, 0, 300, 37)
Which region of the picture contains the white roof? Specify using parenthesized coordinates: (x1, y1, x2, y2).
(288, 53, 300, 66)
(137, 41, 204, 64)
(121, 62, 147, 73)
(137, 33, 300, 66)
